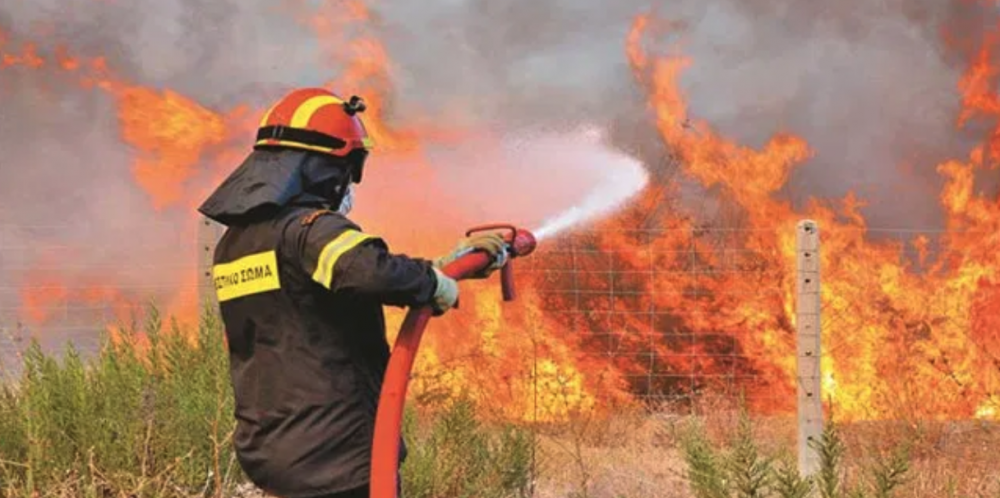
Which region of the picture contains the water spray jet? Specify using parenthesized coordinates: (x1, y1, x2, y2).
(512, 126, 650, 241)
(531, 151, 649, 240)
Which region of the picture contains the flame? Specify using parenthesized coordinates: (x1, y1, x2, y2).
(1, 34, 238, 210)
(400, 281, 627, 421)
(1, 7, 605, 422)
(975, 395, 1000, 420)
(111, 86, 229, 210)
(303, 0, 420, 153)
(20, 279, 132, 327)
(7, 5, 1000, 424)
(622, 14, 1000, 420)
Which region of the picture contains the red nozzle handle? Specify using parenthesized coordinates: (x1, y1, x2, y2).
(465, 223, 516, 238)
(501, 262, 515, 301)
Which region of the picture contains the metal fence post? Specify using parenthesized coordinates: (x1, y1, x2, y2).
(198, 216, 223, 316)
(795, 219, 823, 476)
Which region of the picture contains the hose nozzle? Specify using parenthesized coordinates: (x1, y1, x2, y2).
(465, 224, 537, 258)
(510, 228, 537, 258)
(464, 224, 538, 301)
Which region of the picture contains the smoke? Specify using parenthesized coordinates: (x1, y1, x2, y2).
(390, 0, 997, 229)
(653, 0, 998, 229)
(0, 0, 996, 348)
(0, 0, 310, 343)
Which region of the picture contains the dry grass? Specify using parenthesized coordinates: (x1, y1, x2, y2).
(838, 419, 1000, 497)
(529, 396, 1000, 498)
(3, 312, 999, 498)
(533, 409, 689, 498)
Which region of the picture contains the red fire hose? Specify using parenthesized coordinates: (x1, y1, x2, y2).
(370, 225, 538, 498)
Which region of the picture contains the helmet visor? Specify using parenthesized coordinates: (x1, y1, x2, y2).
(347, 149, 368, 183)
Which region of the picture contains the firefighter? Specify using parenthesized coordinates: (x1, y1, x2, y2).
(197, 88, 506, 498)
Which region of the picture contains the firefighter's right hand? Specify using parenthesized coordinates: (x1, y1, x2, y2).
(430, 267, 459, 316)
(434, 232, 507, 279)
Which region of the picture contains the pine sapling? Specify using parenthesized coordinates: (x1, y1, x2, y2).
(681, 421, 729, 498)
(773, 457, 812, 498)
(727, 406, 772, 498)
(810, 421, 846, 498)
(870, 442, 910, 498)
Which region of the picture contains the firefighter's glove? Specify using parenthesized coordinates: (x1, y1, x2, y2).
(434, 232, 508, 279)
(430, 267, 459, 316)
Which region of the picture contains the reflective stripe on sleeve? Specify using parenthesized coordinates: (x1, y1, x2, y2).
(312, 230, 375, 288)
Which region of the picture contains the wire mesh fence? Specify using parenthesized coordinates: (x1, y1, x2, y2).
(0, 218, 996, 427)
(514, 226, 794, 413)
(0, 220, 205, 374)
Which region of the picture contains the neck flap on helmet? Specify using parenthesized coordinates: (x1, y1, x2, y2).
(197, 148, 351, 226)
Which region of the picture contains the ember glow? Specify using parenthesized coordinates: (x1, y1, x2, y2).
(3, 2, 1000, 423)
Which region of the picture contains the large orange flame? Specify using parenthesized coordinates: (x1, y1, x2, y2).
(7, 5, 1000, 424)
(624, 14, 1000, 421)
(113, 86, 228, 210)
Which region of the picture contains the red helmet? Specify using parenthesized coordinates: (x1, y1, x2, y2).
(254, 88, 374, 158)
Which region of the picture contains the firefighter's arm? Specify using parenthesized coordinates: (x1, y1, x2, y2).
(297, 214, 445, 308)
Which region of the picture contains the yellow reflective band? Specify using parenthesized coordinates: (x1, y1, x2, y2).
(255, 138, 338, 155)
(258, 103, 278, 128)
(290, 95, 343, 128)
(213, 251, 282, 302)
(312, 230, 374, 289)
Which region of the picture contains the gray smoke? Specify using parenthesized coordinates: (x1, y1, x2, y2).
(371, 0, 995, 229)
(656, 0, 997, 229)
(0, 0, 316, 354)
(0, 0, 994, 356)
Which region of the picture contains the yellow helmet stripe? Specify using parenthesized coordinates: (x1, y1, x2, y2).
(290, 95, 344, 129)
(258, 103, 278, 128)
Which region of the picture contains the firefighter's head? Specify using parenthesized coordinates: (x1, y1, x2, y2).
(254, 88, 373, 212)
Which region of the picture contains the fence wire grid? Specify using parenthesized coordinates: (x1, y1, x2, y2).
(0, 219, 996, 424)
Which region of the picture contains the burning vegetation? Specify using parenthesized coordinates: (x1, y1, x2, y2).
(2, 1, 1000, 428)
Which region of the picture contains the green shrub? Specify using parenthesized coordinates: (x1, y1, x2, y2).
(680, 409, 912, 498)
(0, 306, 535, 498)
(401, 397, 533, 498)
(0, 306, 239, 497)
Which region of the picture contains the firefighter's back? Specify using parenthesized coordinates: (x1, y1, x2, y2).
(212, 205, 383, 497)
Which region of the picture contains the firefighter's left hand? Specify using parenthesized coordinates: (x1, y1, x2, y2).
(434, 232, 507, 279)
(430, 267, 459, 315)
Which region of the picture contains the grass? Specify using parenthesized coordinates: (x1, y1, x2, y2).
(678, 405, 912, 498)
(402, 397, 533, 498)
(1, 309, 998, 498)
(0, 308, 241, 497)
(529, 396, 1000, 498)
(0, 308, 533, 498)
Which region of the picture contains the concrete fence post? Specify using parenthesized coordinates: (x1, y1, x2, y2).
(197, 216, 224, 316)
(795, 219, 823, 477)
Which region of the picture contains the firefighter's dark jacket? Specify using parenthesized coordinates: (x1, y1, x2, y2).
(212, 204, 436, 497)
